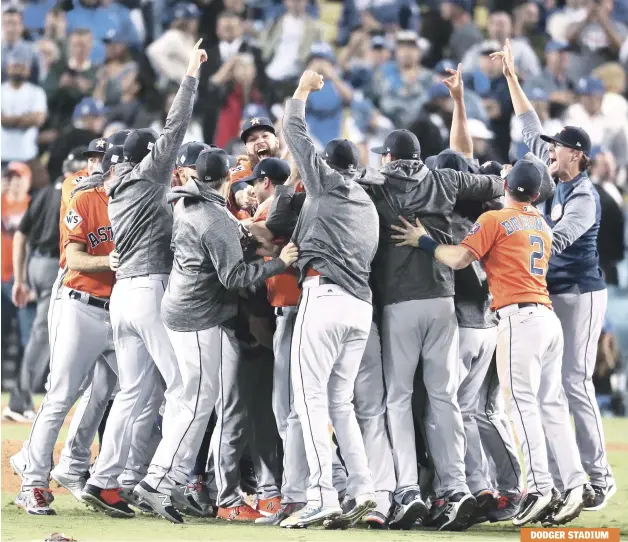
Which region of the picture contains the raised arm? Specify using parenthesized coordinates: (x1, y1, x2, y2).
(283, 70, 333, 197)
(137, 39, 206, 182)
(490, 39, 550, 163)
(443, 63, 472, 158)
(455, 171, 504, 201)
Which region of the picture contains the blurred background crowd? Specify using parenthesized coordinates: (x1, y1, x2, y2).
(1, 0, 627, 414)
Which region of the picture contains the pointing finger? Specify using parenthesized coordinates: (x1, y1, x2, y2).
(194, 38, 203, 49)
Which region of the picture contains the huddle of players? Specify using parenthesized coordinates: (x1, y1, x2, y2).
(11, 40, 615, 532)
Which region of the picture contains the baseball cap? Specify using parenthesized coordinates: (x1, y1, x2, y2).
(241, 157, 291, 184)
(372, 129, 421, 160)
(308, 42, 335, 63)
(173, 2, 200, 19)
(177, 142, 211, 168)
(323, 139, 359, 172)
(427, 82, 451, 101)
(241, 117, 275, 142)
(102, 145, 124, 173)
(545, 40, 569, 54)
(123, 128, 159, 164)
(106, 129, 132, 149)
(479, 160, 504, 176)
(6, 42, 33, 66)
(396, 30, 421, 47)
(434, 59, 457, 75)
(195, 149, 231, 183)
(73, 98, 106, 121)
(433, 149, 470, 172)
(83, 137, 108, 157)
(540, 126, 592, 156)
(505, 159, 542, 197)
(575, 77, 605, 96)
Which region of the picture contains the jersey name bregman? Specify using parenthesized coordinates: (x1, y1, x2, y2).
(500, 215, 549, 236)
(87, 226, 114, 249)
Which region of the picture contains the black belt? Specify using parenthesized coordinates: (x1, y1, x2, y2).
(32, 249, 59, 258)
(495, 302, 541, 319)
(318, 277, 337, 286)
(69, 290, 110, 311)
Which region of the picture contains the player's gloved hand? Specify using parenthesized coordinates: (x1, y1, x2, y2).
(12, 281, 31, 308)
(278, 242, 299, 267)
(297, 70, 324, 93)
(390, 215, 427, 247)
(109, 250, 120, 271)
(186, 39, 208, 77)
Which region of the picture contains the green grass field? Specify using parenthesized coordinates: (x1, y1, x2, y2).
(2, 399, 627, 542)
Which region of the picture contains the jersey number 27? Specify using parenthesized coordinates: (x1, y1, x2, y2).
(529, 235, 545, 276)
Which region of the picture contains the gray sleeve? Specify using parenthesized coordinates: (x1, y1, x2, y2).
(518, 110, 550, 163)
(550, 189, 596, 255)
(137, 76, 198, 183)
(265, 185, 299, 237)
(282, 99, 335, 197)
(202, 216, 286, 290)
(455, 172, 505, 201)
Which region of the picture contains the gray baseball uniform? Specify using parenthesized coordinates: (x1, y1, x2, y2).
(88, 76, 198, 490)
(370, 162, 503, 499)
(519, 110, 613, 490)
(283, 98, 378, 508)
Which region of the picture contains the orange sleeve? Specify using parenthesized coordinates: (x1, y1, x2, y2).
(460, 212, 500, 260)
(62, 193, 91, 245)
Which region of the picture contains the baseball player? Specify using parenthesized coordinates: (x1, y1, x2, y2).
(82, 41, 205, 515)
(172, 141, 211, 188)
(493, 40, 614, 510)
(391, 159, 588, 527)
(13, 146, 120, 516)
(279, 70, 379, 529)
(131, 149, 297, 523)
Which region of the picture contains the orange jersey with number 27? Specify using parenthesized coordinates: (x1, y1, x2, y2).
(460, 202, 553, 311)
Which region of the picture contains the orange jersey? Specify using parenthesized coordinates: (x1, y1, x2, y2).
(460, 202, 553, 311)
(62, 186, 115, 298)
(59, 169, 88, 269)
(227, 160, 252, 220)
(1, 195, 30, 282)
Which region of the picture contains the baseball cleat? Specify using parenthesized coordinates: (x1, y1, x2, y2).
(170, 482, 207, 517)
(10, 453, 26, 479)
(279, 504, 343, 529)
(255, 502, 305, 525)
(81, 484, 135, 518)
(217, 503, 263, 521)
(544, 486, 584, 526)
(324, 493, 377, 530)
(257, 495, 282, 517)
(50, 468, 88, 503)
(488, 491, 523, 522)
(388, 489, 428, 530)
(185, 475, 216, 517)
(436, 492, 477, 531)
(119, 487, 155, 515)
(365, 510, 388, 529)
(512, 491, 554, 526)
(583, 483, 616, 512)
(3, 406, 35, 423)
(15, 488, 56, 515)
(134, 481, 183, 524)
(468, 489, 497, 526)
(423, 496, 447, 527)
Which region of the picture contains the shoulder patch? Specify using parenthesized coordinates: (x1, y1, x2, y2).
(550, 203, 562, 221)
(468, 222, 481, 235)
(64, 208, 83, 230)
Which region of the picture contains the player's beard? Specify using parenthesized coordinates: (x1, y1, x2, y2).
(248, 140, 280, 167)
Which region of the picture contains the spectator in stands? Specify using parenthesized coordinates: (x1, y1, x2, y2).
(591, 150, 626, 285)
(149, 86, 203, 144)
(468, 117, 502, 164)
(93, 29, 138, 107)
(1, 51, 48, 189)
(463, 11, 541, 80)
(35, 38, 60, 85)
(564, 76, 628, 166)
(594, 61, 628, 117)
(2, 8, 37, 82)
(564, 0, 627, 80)
(370, 31, 432, 127)
(47, 97, 105, 181)
(336, 0, 420, 47)
(147, 2, 200, 85)
(339, 33, 392, 90)
(527, 40, 574, 116)
(420, 83, 453, 143)
(440, 0, 484, 63)
(513, 0, 545, 59)
(304, 42, 353, 148)
(43, 28, 98, 130)
(262, 0, 322, 103)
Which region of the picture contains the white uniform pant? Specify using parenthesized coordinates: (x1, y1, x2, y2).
(291, 277, 373, 509)
(496, 304, 587, 496)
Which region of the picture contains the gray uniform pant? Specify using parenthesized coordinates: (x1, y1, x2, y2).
(550, 290, 614, 489)
(383, 297, 468, 498)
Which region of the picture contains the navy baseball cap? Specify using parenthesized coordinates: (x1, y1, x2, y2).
(177, 142, 210, 168)
(372, 129, 421, 160)
(123, 128, 159, 164)
(506, 159, 542, 197)
(83, 137, 108, 157)
(434, 59, 457, 74)
(433, 149, 470, 172)
(173, 2, 200, 19)
(479, 160, 504, 176)
(102, 145, 124, 173)
(324, 138, 360, 171)
(106, 129, 132, 149)
(308, 42, 336, 63)
(241, 157, 291, 184)
(195, 149, 231, 183)
(575, 77, 605, 96)
(241, 117, 275, 142)
(540, 126, 592, 156)
(545, 40, 569, 54)
(73, 98, 106, 120)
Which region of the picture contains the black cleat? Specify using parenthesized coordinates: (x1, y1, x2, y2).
(436, 492, 477, 531)
(81, 484, 135, 518)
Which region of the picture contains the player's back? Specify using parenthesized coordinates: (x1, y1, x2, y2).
(465, 203, 553, 311)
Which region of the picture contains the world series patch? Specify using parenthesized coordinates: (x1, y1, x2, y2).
(64, 209, 83, 230)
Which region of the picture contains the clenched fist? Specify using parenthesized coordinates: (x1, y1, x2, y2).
(298, 70, 324, 93)
(278, 242, 299, 267)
